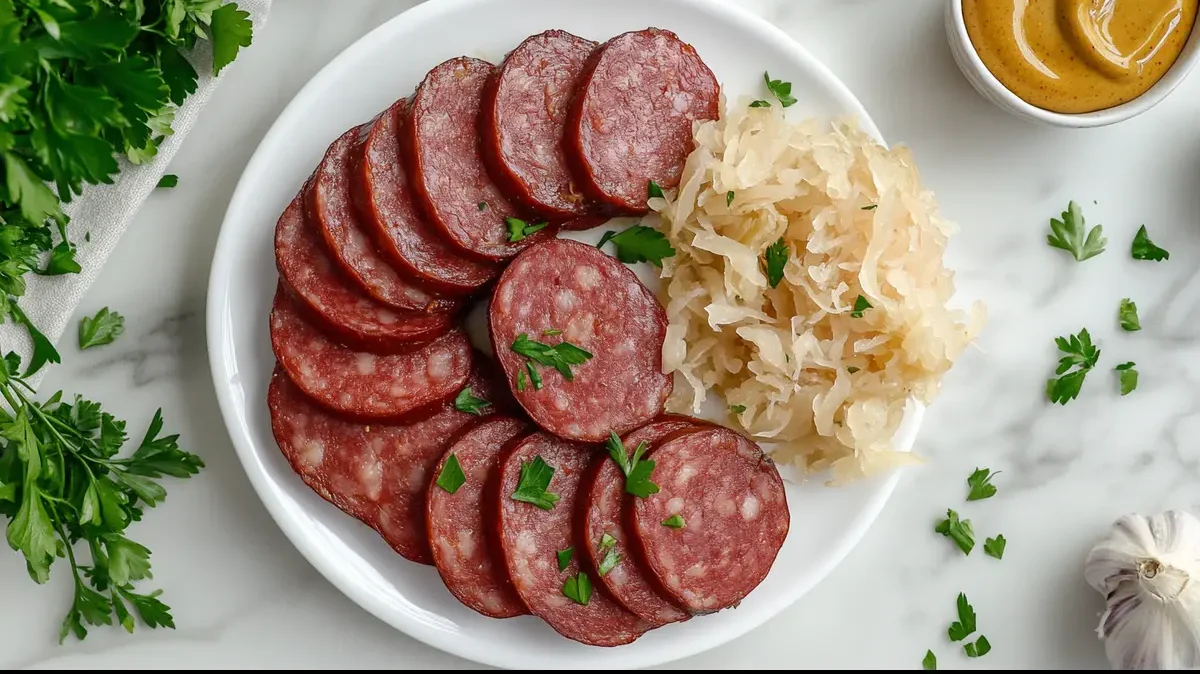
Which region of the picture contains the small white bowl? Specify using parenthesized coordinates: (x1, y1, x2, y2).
(945, 0, 1200, 127)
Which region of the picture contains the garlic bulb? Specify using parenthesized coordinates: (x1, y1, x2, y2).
(1084, 510, 1200, 670)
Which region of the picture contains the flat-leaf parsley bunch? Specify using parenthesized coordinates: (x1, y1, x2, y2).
(0, 0, 253, 363)
(0, 351, 203, 641)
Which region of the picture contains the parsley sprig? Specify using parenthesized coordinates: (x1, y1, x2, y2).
(850, 294, 872, 318)
(1118, 298, 1140, 332)
(983, 535, 1006, 560)
(762, 238, 788, 289)
(562, 571, 592, 606)
(1131, 225, 1170, 261)
(556, 547, 573, 572)
(1046, 328, 1100, 405)
(948, 593, 991, 657)
(78, 307, 124, 350)
(510, 456, 559, 510)
(510, 333, 593, 384)
(763, 72, 797, 107)
(947, 592, 976, 642)
(934, 509, 975, 555)
(597, 225, 676, 267)
(0, 353, 202, 642)
(435, 455, 465, 494)
(596, 533, 620, 576)
(966, 468, 998, 501)
(1116, 362, 1138, 396)
(605, 432, 659, 498)
(453, 387, 491, 416)
(1047, 201, 1106, 262)
(0, 0, 253, 356)
(505, 217, 548, 243)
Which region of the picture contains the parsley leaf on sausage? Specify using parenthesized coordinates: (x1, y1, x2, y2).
(511, 456, 560, 510)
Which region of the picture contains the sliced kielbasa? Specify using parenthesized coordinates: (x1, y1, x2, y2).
(582, 416, 707, 625)
(564, 28, 719, 214)
(489, 239, 671, 442)
(308, 125, 455, 311)
(494, 432, 651, 646)
(628, 426, 789, 614)
(427, 416, 531, 618)
(405, 57, 556, 262)
(270, 286, 472, 422)
(481, 30, 597, 219)
(276, 193, 454, 352)
(268, 363, 505, 564)
(354, 99, 498, 295)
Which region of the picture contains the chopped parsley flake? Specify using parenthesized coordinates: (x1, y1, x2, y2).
(505, 217, 549, 243)
(597, 534, 620, 576)
(511, 333, 593, 383)
(562, 572, 592, 606)
(556, 547, 574, 572)
(984, 535, 1006, 560)
(1116, 362, 1138, 396)
(850, 295, 872, 318)
(606, 432, 659, 498)
(596, 225, 676, 267)
(526, 361, 543, 391)
(662, 514, 686, 529)
(966, 468, 998, 502)
(762, 238, 788, 289)
(453, 387, 491, 416)
(1131, 225, 1169, 261)
(435, 455, 466, 494)
(935, 510, 975, 555)
(763, 72, 797, 107)
(511, 456, 559, 510)
(1047, 201, 1106, 262)
(1119, 298, 1140, 332)
(947, 593, 977, 642)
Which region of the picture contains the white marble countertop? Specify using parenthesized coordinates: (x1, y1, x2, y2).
(6, 0, 1198, 668)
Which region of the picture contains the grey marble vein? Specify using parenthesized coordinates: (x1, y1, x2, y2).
(80, 312, 196, 387)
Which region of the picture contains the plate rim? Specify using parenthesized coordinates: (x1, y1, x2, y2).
(205, 0, 906, 668)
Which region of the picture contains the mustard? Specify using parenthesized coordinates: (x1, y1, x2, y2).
(963, 0, 1198, 113)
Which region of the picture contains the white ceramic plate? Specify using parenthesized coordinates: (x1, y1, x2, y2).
(206, 0, 921, 668)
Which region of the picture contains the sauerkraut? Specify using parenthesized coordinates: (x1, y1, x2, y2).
(650, 100, 985, 483)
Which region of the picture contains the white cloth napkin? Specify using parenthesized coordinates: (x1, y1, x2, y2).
(3, 0, 272, 388)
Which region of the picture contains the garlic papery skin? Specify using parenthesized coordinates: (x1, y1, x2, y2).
(1085, 510, 1200, 670)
